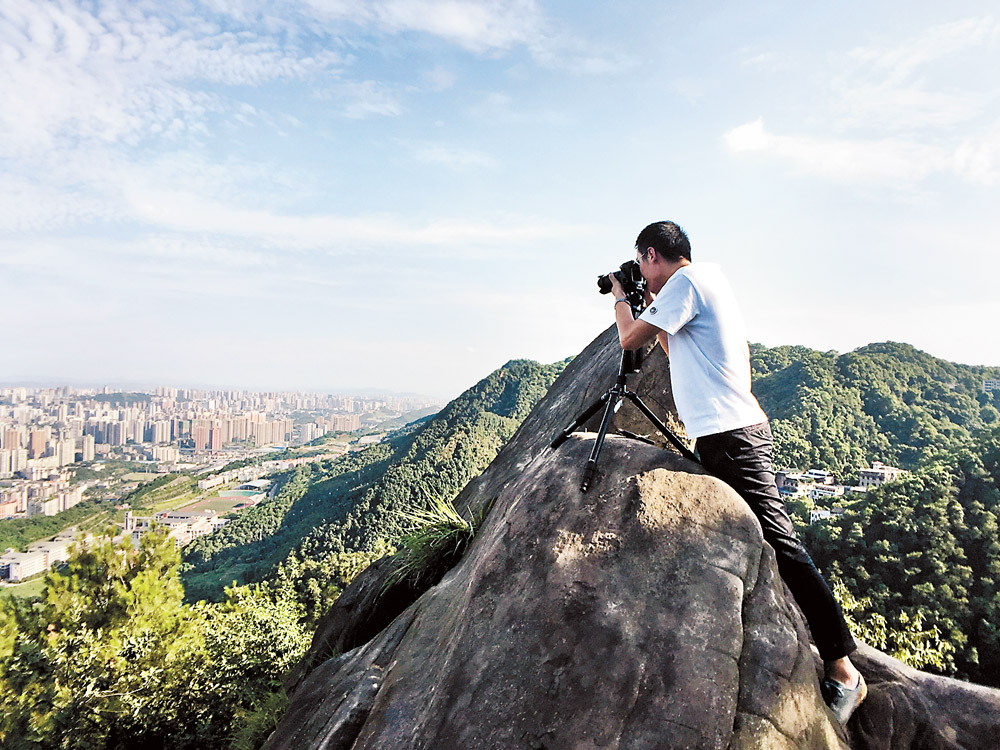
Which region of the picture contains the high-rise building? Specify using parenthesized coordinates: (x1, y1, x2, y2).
(193, 424, 209, 452)
(209, 427, 222, 452)
(57, 439, 76, 467)
(29, 428, 50, 459)
(152, 420, 171, 445)
(82, 435, 95, 462)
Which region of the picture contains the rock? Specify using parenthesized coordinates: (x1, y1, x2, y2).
(268, 326, 1000, 749)
(848, 643, 1000, 749)
(267, 437, 843, 749)
(287, 326, 683, 694)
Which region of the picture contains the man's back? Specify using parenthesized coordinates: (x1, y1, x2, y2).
(638, 262, 766, 439)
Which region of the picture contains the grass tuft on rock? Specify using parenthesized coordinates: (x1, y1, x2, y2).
(384, 497, 487, 592)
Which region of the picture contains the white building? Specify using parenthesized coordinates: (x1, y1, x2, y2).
(808, 484, 846, 501)
(1, 549, 48, 582)
(28, 497, 60, 517)
(81, 435, 96, 462)
(152, 445, 180, 463)
(57, 439, 76, 467)
(809, 507, 846, 525)
(859, 461, 907, 489)
(803, 468, 835, 485)
(27, 539, 73, 568)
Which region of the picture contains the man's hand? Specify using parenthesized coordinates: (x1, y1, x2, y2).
(608, 273, 625, 301)
(610, 276, 660, 350)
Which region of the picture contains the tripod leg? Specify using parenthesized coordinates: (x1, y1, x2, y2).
(581, 389, 622, 492)
(550, 395, 609, 449)
(624, 392, 699, 464)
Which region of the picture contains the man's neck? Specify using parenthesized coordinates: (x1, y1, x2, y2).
(652, 258, 691, 294)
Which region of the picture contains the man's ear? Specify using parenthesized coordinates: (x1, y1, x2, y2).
(645, 246, 657, 263)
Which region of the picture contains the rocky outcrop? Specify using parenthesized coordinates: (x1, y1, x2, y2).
(268, 327, 1000, 750)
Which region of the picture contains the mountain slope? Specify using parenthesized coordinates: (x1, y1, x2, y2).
(181, 359, 567, 601)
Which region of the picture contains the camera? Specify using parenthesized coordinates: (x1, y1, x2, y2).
(598, 260, 647, 312)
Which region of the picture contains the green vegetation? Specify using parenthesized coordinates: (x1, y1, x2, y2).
(830, 579, 955, 671)
(804, 431, 1000, 685)
(122, 474, 197, 510)
(1, 577, 47, 601)
(383, 496, 483, 592)
(749, 341, 1000, 683)
(269, 546, 391, 628)
(181, 359, 566, 601)
(0, 530, 311, 749)
(4, 340, 1000, 750)
(751, 341, 1000, 475)
(0, 501, 106, 552)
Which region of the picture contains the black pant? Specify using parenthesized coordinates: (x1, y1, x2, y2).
(696, 421, 856, 662)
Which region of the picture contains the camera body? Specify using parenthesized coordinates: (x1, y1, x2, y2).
(598, 260, 647, 313)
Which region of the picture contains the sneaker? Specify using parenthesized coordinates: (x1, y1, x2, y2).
(821, 673, 867, 724)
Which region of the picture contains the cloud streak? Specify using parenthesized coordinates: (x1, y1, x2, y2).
(725, 16, 1000, 187)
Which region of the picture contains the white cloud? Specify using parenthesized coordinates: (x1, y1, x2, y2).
(831, 17, 1000, 133)
(295, 0, 628, 71)
(725, 118, 953, 185)
(423, 64, 457, 91)
(954, 127, 1000, 186)
(374, 0, 539, 52)
(0, 0, 341, 156)
(0, 175, 116, 232)
(336, 79, 404, 118)
(846, 16, 1000, 84)
(409, 142, 496, 168)
(300, 0, 543, 53)
(124, 186, 586, 249)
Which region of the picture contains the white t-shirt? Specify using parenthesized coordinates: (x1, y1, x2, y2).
(638, 263, 767, 439)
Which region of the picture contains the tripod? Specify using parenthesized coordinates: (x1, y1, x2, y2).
(550, 348, 699, 492)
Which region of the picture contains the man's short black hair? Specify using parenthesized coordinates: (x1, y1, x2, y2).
(636, 221, 691, 262)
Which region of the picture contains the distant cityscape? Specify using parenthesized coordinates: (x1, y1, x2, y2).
(0, 384, 439, 520)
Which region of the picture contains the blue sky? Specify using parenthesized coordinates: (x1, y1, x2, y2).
(2, 1, 998, 398)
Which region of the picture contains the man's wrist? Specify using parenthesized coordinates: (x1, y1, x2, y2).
(614, 297, 628, 306)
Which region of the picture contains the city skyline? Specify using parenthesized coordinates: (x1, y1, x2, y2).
(2, 1, 998, 399)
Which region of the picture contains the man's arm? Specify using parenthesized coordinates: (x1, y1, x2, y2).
(614, 300, 660, 351)
(656, 330, 669, 356)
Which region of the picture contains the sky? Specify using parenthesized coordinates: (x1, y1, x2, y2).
(1, 0, 998, 399)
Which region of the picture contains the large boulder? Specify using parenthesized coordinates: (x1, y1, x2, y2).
(285, 327, 683, 691)
(268, 436, 842, 749)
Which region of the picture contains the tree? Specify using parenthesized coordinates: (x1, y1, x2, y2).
(0, 529, 310, 749)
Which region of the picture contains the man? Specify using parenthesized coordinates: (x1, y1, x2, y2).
(608, 220, 866, 723)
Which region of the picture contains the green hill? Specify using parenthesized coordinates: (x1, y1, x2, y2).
(181, 359, 567, 602)
(751, 341, 1000, 476)
(750, 341, 1000, 684)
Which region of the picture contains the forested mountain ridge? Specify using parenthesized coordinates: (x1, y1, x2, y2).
(181, 358, 568, 602)
(747, 342, 1000, 685)
(751, 341, 1000, 476)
